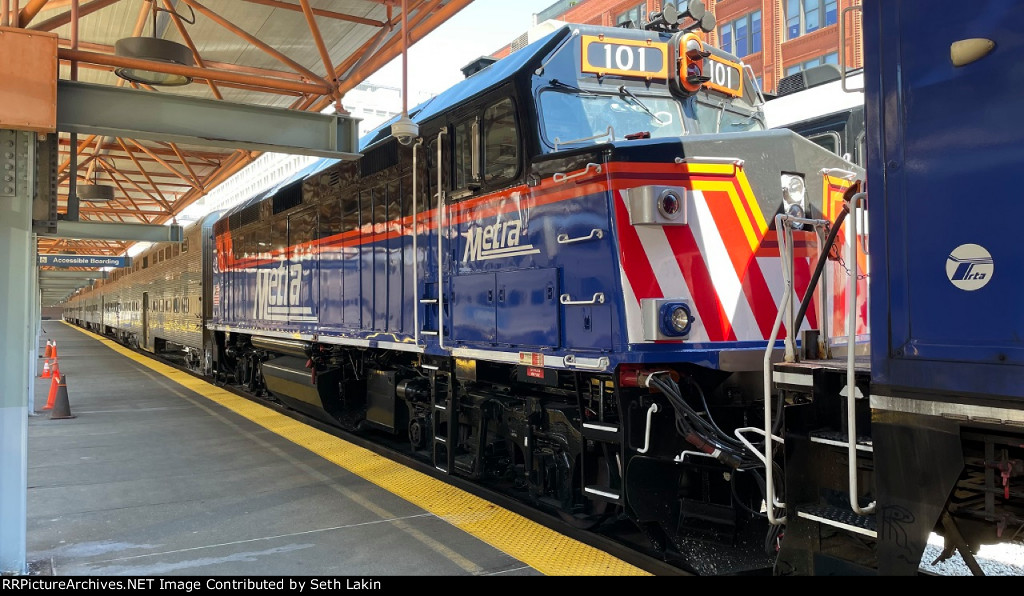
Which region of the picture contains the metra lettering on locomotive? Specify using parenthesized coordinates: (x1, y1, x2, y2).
(65, 2, 918, 576)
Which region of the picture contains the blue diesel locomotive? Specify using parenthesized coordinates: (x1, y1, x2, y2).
(199, 6, 861, 574)
(66, 4, 863, 575)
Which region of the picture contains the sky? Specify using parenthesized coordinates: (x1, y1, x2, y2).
(363, 0, 558, 100)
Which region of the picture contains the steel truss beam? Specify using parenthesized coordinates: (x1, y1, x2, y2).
(57, 80, 362, 160)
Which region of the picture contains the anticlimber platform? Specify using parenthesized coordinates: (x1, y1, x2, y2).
(25, 320, 650, 577)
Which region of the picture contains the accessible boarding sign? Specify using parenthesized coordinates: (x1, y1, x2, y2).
(38, 254, 131, 268)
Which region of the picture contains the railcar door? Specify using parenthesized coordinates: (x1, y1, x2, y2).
(141, 292, 149, 350)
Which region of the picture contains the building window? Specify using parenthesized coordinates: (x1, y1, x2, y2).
(719, 11, 761, 57)
(786, 0, 838, 40)
(616, 3, 646, 28)
(785, 52, 839, 76)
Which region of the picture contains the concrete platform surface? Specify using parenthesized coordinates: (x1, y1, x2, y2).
(25, 321, 646, 577)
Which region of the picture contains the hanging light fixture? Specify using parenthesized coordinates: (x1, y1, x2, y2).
(77, 183, 115, 202)
(77, 162, 116, 203)
(114, 0, 195, 86)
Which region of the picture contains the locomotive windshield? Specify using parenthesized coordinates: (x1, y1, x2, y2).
(691, 100, 765, 133)
(538, 84, 765, 148)
(538, 84, 686, 146)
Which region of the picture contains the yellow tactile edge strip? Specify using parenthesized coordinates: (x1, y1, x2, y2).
(60, 321, 651, 576)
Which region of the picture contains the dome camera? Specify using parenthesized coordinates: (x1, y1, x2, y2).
(391, 116, 419, 146)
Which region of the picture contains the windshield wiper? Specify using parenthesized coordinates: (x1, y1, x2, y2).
(549, 79, 599, 96)
(618, 85, 664, 124)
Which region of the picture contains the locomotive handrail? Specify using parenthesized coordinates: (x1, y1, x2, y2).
(839, 6, 864, 93)
(846, 192, 875, 517)
(674, 156, 744, 177)
(412, 137, 424, 346)
(637, 402, 660, 454)
(743, 63, 767, 107)
(552, 162, 603, 183)
(674, 156, 745, 167)
(556, 228, 604, 244)
(562, 354, 610, 370)
(436, 128, 448, 351)
(763, 212, 830, 527)
(554, 127, 613, 152)
(535, 28, 579, 76)
(559, 292, 604, 305)
(734, 426, 785, 468)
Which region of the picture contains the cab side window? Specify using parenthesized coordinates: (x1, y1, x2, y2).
(450, 96, 520, 197)
(452, 118, 478, 192)
(483, 98, 519, 182)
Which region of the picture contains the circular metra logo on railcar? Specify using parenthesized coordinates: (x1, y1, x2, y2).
(945, 243, 994, 291)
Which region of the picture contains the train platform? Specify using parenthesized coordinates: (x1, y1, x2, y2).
(26, 320, 651, 577)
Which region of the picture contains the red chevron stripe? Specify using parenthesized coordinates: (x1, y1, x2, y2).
(613, 193, 663, 301)
(664, 225, 736, 342)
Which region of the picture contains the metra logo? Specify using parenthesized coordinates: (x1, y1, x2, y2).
(462, 218, 539, 262)
(254, 262, 315, 321)
(945, 243, 994, 291)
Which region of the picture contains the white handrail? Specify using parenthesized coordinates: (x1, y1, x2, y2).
(763, 214, 793, 526)
(556, 228, 603, 244)
(636, 403, 659, 454)
(846, 192, 875, 516)
(762, 213, 831, 526)
(412, 137, 423, 346)
(436, 128, 448, 351)
(559, 292, 605, 305)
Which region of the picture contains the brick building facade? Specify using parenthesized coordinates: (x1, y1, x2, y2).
(497, 0, 863, 95)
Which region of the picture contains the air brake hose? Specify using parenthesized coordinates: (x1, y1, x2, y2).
(793, 206, 847, 334)
(793, 180, 862, 333)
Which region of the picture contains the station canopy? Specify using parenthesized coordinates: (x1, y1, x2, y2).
(17, 0, 472, 258)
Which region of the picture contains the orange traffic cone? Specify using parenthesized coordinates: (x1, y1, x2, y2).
(40, 359, 51, 379)
(50, 341, 58, 362)
(49, 373, 75, 420)
(42, 368, 60, 410)
(44, 340, 52, 359)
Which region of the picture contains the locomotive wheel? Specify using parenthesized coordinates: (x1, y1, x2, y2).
(408, 418, 427, 450)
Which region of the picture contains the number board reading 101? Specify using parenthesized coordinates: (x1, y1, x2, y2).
(703, 54, 744, 98)
(581, 36, 669, 79)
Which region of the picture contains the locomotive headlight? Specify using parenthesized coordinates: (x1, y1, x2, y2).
(660, 302, 693, 337)
(781, 174, 806, 206)
(658, 189, 684, 220)
(787, 203, 806, 229)
(781, 174, 807, 230)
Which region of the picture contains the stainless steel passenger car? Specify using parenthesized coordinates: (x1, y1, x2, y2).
(63, 213, 219, 369)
